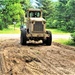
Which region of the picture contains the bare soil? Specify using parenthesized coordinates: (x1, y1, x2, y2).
(0, 38, 75, 75)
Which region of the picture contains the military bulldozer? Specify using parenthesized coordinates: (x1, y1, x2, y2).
(20, 9, 52, 45)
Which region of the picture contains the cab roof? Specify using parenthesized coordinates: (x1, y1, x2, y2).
(27, 8, 42, 11)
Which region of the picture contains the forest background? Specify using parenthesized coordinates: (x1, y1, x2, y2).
(0, 0, 75, 33)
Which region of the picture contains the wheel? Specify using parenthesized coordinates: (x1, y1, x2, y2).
(20, 29, 27, 45)
(46, 31, 52, 45)
(42, 40, 46, 44)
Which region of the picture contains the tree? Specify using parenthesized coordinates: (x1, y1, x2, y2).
(0, 0, 31, 30)
(31, 0, 75, 32)
(66, 0, 75, 32)
(48, 0, 69, 30)
(20, 0, 31, 11)
(0, 0, 24, 28)
(38, 0, 55, 28)
(39, 0, 53, 19)
(55, 0, 66, 27)
(0, 0, 6, 29)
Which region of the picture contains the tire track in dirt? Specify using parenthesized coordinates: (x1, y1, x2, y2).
(28, 48, 66, 75)
(26, 44, 75, 75)
(51, 45, 75, 74)
(0, 39, 75, 75)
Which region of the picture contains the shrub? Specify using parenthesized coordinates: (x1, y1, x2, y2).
(71, 32, 75, 42)
(0, 19, 3, 30)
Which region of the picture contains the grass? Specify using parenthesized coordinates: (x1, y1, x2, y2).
(47, 28, 70, 34)
(0, 25, 75, 46)
(47, 28, 74, 46)
(0, 25, 71, 34)
(54, 38, 75, 46)
(0, 25, 20, 34)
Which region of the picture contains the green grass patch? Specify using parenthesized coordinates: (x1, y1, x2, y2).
(47, 28, 70, 34)
(0, 25, 20, 34)
(54, 38, 75, 46)
(0, 26, 70, 34)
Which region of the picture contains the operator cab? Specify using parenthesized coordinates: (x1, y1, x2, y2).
(29, 11, 41, 17)
(27, 9, 42, 18)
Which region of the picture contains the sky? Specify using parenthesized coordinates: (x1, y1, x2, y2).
(52, 0, 58, 2)
(30, 0, 58, 2)
(30, 0, 58, 8)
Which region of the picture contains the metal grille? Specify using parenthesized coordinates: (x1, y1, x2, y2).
(33, 21, 43, 31)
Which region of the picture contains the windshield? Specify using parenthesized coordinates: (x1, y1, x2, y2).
(29, 11, 41, 18)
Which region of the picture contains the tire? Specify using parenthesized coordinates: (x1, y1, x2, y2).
(46, 31, 52, 45)
(20, 29, 27, 45)
(42, 40, 46, 44)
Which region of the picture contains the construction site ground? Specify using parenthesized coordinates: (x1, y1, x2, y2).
(0, 35, 75, 75)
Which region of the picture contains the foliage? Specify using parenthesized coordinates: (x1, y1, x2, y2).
(0, 0, 30, 30)
(1, 0, 75, 33)
(53, 0, 75, 32)
(0, 18, 3, 30)
(36, 0, 75, 32)
(54, 38, 75, 46)
(20, 0, 31, 11)
(71, 32, 75, 42)
(39, 0, 54, 19)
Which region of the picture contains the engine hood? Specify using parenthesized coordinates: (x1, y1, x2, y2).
(29, 18, 46, 22)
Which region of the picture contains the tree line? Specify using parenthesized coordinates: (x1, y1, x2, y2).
(0, 0, 75, 32)
(37, 0, 75, 32)
(0, 0, 30, 30)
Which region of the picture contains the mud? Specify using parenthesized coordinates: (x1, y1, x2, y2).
(0, 39, 75, 75)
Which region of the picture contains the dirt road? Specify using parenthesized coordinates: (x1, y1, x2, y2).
(0, 34, 71, 40)
(0, 38, 75, 75)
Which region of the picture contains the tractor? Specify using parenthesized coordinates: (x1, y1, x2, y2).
(20, 9, 52, 45)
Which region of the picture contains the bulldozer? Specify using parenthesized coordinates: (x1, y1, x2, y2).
(20, 9, 52, 45)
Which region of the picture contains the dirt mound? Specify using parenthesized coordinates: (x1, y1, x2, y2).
(0, 39, 75, 75)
